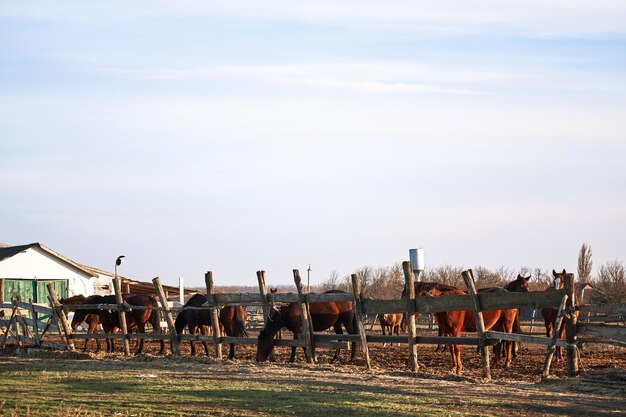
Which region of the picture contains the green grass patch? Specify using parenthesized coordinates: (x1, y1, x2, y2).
(0, 359, 495, 417)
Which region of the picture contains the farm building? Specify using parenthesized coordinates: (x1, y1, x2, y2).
(0, 242, 188, 304)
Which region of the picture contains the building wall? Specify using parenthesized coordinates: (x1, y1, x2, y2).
(0, 246, 95, 297)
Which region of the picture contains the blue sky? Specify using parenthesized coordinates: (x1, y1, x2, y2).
(1, 1, 625, 287)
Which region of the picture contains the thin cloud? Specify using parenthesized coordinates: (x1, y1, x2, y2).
(2, 1, 626, 38)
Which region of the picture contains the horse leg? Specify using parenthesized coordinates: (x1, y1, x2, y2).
(332, 323, 344, 363)
(290, 332, 298, 363)
(456, 345, 463, 375)
(201, 326, 210, 357)
(448, 343, 457, 374)
(134, 324, 146, 355)
(189, 325, 197, 356)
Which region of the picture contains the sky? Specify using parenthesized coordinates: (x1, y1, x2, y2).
(1, 1, 625, 287)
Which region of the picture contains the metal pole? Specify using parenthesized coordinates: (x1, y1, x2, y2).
(307, 265, 311, 293)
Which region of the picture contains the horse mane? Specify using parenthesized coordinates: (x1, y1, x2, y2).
(263, 305, 289, 338)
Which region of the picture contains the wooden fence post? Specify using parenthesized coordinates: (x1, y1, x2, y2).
(46, 284, 75, 351)
(541, 294, 569, 380)
(256, 271, 270, 325)
(402, 261, 419, 373)
(0, 278, 4, 304)
(152, 277, 180, 355)
(113, 277, 131, 356)
(293, 269, 314, 364)
(29, 302, 41, 347)
(204, 271, 223, 360)
(564, 273, 579, 376)
(462, 269, 491, 381)
(351, 273, 371, 370)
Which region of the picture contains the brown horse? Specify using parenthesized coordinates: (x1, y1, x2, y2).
(476, 274, 531, 358)
(401, 281, 461, 352)
(61, 295, 103, 352)
(541, 269, 573, 361)
(174, 293, 248, 359)
(419, 287, 518, 375)
(379, 313, 403, 346)
(256, 290, 357, 363)
(71, 294, 164, 354)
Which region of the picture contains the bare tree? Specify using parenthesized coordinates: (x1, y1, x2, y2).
(594, 259, 626, 304)
(321, 269, 341, 291)
(423, 264, 464, 288)
(577, 243, 593, 281)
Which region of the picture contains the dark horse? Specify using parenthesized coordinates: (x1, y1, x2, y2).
(71, 294, 165, 354)
(61, 295, 102, 352)
(256, 290, 358, 363)
(174, 293, 248, 359)
(541, 269, 576, 361)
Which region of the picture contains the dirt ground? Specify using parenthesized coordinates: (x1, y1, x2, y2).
(100, 333, 626, 383)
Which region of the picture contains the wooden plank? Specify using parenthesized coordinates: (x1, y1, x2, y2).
(12, 300, 54, 315)
(577, 323, 626, 340)
(463, 269, 490, 381)
(17, 317, 57, 333)
(220, 336, 258, 345)
(315, 334, 362, 342)
(205, 271, 222, 360)
(64, 304, 122, 311)
(351, 273, 371, 369)
(214, 293, 263, 305)
(579, 304, 626, 315)
(306, 292, 354, 303)
(487, 331, 568, 347)
(266, 293, 299, 303)
(362, 299, 406, 315)
(478, 289, 566, 311)
(402, 261, 419, 373)
(274, 339, 305, 348)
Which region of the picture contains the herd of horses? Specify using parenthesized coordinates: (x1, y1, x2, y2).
(62, 269, 571, 375)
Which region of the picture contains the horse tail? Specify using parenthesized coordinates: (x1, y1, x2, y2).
(235, 307, 248, 338)
(149, 299, 161, 333)
(174, 311, 187, 336)
(513, 310, 522, 334)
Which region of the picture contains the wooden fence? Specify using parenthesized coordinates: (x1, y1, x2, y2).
(1, 262, 625, 382)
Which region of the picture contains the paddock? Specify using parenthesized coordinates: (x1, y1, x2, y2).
(1, 263, 624, 383)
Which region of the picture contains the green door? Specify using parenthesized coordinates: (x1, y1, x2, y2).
(36, 280, 68, 304)
(4, 279, 36, 303)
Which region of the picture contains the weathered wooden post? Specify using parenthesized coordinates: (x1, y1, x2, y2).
(0, 278, 5, 304)
(30, 302, 41, 347)
(256, 271, 270, 324)
(204, 271, 223, 360)
(293, 269, 314, 364)
(113, 277, 131, 356)
(351, 273, 371, 370)
(541, 294, 569, 380)
(462, 269, 491, 381)
(402, 261, 419, 373)
(564, 273, 579, 376)
(46, 284, 75, 351)
(152, 277, 180, 355)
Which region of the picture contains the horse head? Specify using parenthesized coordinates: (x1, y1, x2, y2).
(256, 306, 285, 362)
(508, 274, 531, 292)
(552, 269, 567, 289)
